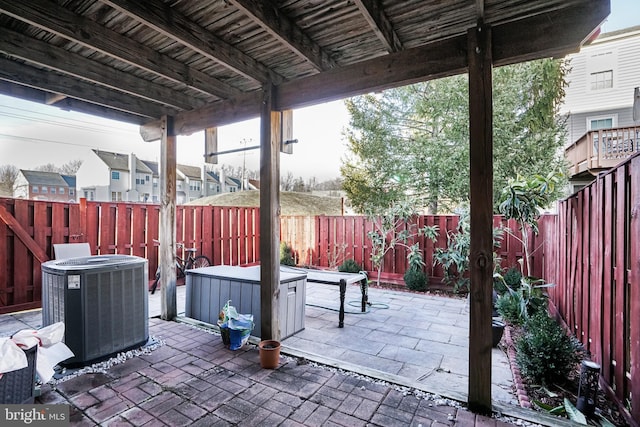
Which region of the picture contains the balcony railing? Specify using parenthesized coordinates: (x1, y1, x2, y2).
(565, 125, 640, 177)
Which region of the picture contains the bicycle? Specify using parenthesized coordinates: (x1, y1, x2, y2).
(151, 242, 211, 294)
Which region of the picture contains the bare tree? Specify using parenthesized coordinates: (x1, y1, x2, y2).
(0, 164, 19, 196)
(35, 163, 59, 172)
(280, 171, 294, 191)
(60, 159, 83, 175)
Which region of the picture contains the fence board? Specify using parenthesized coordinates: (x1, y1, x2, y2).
(629, 156, 640, 420)
(614, 166, 626, 402)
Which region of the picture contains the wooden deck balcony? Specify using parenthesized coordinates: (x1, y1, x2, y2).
(565, 125, 640, 178)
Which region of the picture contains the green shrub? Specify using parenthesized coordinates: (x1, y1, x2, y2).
(496, 292, 524, 325)
(338, 258, 362, 273)
(280, 241, 295, 266)
(404, 269, 428, 292)
(503, 267, 523, 289)
(515, 312, 584, 385)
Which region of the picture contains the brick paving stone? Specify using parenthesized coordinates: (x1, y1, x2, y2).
(139, 391, 182, 415)
(279, 419, 307, 427)
(349, 384, 387, 402)
(237, 406, 273, 427)
(243, 383, 278, 406)
(120, 407, 154, 425)
(376, 403, 415, 424)
(262, 396, 296, 417)
(102, 415, 132, 426)
(311, 391, 343, 409)
(182, 377, 212, 392)
(190, 414, 230, 427)
(174, 401, 207, 420)
(474, 414, 497, 426)
(318, 384, 350, 401)
(289, 400, 319, 423)
(328, 410, 368, 427)
(89, 385, 119, 401)
(381, 390, 403, 408)
(213, 404, 248, 424)
(226, 396, 258, 414)
(69, 407, 97, 426)
(159, 408, 193, 427)
(155, 369, 195, 387)
(57, 373, 111, 397)
(69, 391, 100, 410)
(370, 412, 404, 426)
(191, 387, 234, 411)
(137, 380, 163, 397)
(337, 394, 363, 416)
(398, 395, 421, 414)
(121, 386, 151, 404)
(85, 398, 132, 424)
(304, 405, 334, 427)
(455, 409, 476, 425)
(110, 372, 146, 393)
(109, 357, 151, 378)
(353, 398, 379, 420)
(272, 390, 303, 408)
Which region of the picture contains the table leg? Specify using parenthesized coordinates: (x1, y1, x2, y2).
(339, 279, 346, 328)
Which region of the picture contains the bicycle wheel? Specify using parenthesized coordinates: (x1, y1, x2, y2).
(186, 255, 211, 270)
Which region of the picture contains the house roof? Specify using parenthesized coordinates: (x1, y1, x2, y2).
(0, 1, 608, 140)
(92, 150, 153, 174)
(177, 164, 202, 179)
(140, 160, 159, 176)
(20, 170, 68, 187)
(60, 174, 76, 188)
(206, 171, 221, 185)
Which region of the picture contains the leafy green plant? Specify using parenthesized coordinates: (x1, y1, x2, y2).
(404, 268, 428, 292)
(499, 172, 562, 276)
(338, 258, 362, 273)
(495, 275, 553, 324)
(280, 241, 295, 266)
(366, 200, 438, 285)
(433, 208, 503, 293)
(515, 312, 584, 385)
(503, 267, 523, 289)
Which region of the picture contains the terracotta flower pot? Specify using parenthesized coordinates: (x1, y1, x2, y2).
(258, 340, 281, 369)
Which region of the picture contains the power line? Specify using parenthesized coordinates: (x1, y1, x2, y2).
(0, 132, 107, 148)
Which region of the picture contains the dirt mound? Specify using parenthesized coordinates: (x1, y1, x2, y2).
(188, 190, 343, 216)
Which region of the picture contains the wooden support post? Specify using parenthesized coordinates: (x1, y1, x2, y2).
(467, 22, 493, 414)
(160, 115, 178, 320)
(260, 83, 281, 341)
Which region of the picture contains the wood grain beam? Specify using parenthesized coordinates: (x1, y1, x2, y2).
(160, 115, 178, 320)
(467, 22, 493, 415)
(0, 58, 176, 119)
(0, 0, 239, 99)
(140, 1, 608, 140)
(230, 0, 335, 71)
(0, 81, 149, 124)
(353, 0, 403, 53)
(0, 28, 201, 111)
(101, 0, 280, 84)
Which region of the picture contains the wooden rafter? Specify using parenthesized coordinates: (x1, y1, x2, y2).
(101, 0, 281, 84)
(0, 28, 203, 111)
(0, 0, 240, 100)
(0, 58, 177, 119)
(230, 0, 336, 71)
(353, 0, 403, 52)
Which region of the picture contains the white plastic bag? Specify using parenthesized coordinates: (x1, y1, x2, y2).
(0, 337, 29, 374)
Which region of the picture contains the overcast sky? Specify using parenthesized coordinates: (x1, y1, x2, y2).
(0, 0, 637, 181)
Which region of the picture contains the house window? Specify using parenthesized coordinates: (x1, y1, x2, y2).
(69, 189, 74, 196)
(590, 118, 613, 130)
(32, 186, 39, 193)
(590, 70, 613, 90)
(153, 178, 158, 188)
(41, 186, 48, 194)
(229, 187, 236, 192)
(59, 188, 65, 194)
(111, 171, 120, 180)
(146, 175, 150, 182)
(50, 187, 56, 194)
(111, 191, 122, 201)
(190, 181, 201, 191)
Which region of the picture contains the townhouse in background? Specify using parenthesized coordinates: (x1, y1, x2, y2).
(562, 26, 640, 193)
(73, 149, 246, 203)
(14, 170, 76, 202)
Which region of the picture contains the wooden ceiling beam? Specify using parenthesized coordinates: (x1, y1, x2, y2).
(101, 0, 280, 84)
(0, 28, 201, 111)
(353, 0, 403, 53)
(0, 0, 239, 100)
(230, 0, 336, 71)
(0, 58, 178, 120)
(140, 1, 608, 141)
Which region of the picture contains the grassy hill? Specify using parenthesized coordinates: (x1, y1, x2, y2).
(187, 190, 343, 216)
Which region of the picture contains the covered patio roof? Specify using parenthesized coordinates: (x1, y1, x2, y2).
(0, 0, 609, 414)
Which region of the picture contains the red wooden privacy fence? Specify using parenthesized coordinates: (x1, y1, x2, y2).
(0, 198, 259, 314)
(545, 153, 640, 424)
